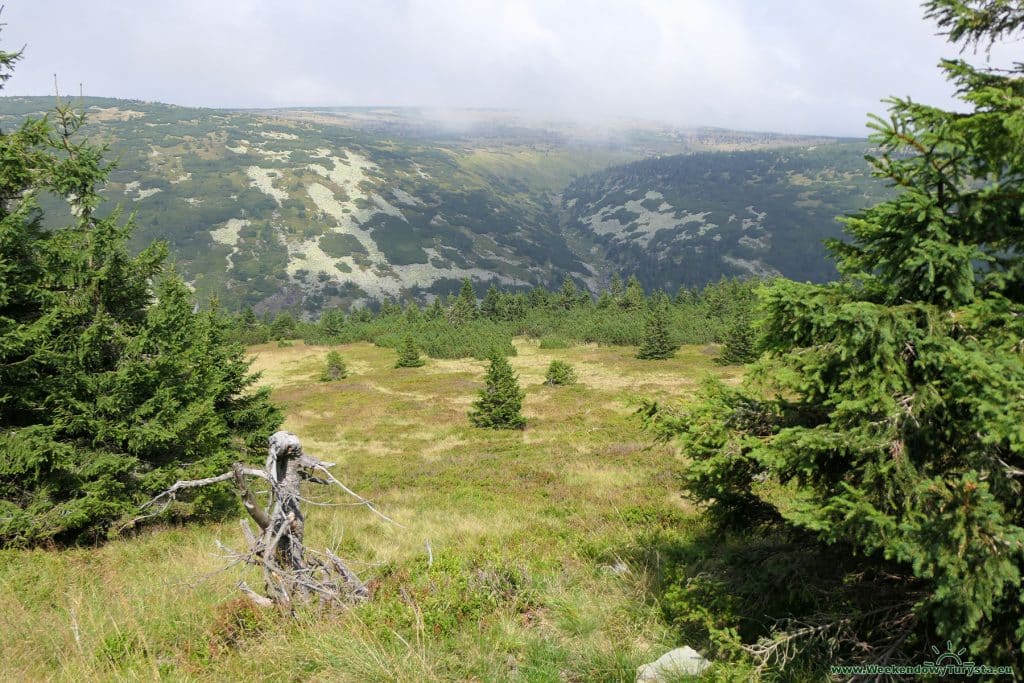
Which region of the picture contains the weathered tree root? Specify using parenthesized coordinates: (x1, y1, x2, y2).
(142, 430, 386, 611)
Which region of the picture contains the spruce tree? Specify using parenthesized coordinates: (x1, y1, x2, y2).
(654, 1, 1024, 671)
(544, 360, 577, 386)
(320, 350, 348, 381)
(622, 275, 646, 310)
(674, 286, 696, 305)
(425, 297, 444, 320)
(469, 355, 525, 429)
(350, 307, 373, 323)
(480, 283, 501, 320)
(447, 277, 478, 325)
(0, 62, 279, 544)
(269, 311, 296, 340)
(716, 312, 758, 365)
(240, 306, 258, 328)
(504, 293, 527, 321)
(394, 335, 425, 368)
(558, 276, 578, 310)
(636, 295, 676, 359)
(609, 273, 624, 304)
(528, 286, 551, 310)
(320, 307, 345, 337)
(404, 302, 421, 323)
(378, 299, 402, 317)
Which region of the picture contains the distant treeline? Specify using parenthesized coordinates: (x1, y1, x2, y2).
(227, 275, 761, 359)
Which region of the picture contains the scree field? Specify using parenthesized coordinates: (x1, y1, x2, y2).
(0, 339, 739, 681)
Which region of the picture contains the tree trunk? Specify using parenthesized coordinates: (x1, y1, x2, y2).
(142, 430, 373, 611)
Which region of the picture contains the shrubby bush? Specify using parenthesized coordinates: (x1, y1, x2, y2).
(544, 360, 577, 386)
(260, 277, 761, 363)
(537, 336, 570, 349)
(320, 351, 348, 381)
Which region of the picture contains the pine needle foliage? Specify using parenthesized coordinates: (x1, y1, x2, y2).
(715, 312, 758, 365)
(394, 335, 425, 368)
(469, 355, 525, 430)
(646, 1, 1024, 672)
(320, 351, 348, 381)
(0, 48, 279, 545)
(480, 284, 501, 321)
(636, 294, 676, 360)
(447, 278, 479, 326)
(544, 360, 577, 386)
(291, 274, 759, 357)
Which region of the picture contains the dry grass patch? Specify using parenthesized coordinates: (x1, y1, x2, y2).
(0, 338, 742, 681)
(564, 463, 647, 497)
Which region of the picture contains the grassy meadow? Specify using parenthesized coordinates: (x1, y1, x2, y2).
(0, 339, 742, 682)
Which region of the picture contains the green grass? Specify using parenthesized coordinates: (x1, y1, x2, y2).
(0, 339, 741, 681)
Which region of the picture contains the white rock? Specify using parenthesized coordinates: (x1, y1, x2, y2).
(636, 646, 711, 681)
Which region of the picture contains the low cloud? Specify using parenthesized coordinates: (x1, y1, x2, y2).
(4, 0, 1017, 136)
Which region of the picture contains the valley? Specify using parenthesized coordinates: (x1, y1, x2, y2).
(0, 98, 883, 313)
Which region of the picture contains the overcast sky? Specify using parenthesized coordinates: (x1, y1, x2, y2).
(3, 1, 1020, 136)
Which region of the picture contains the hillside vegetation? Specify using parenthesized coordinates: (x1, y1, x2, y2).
(4, 0, 1021, 678)
(563, 143, 888, 288)
(0, 340, 744, 681)
(0, 98, 879, 313)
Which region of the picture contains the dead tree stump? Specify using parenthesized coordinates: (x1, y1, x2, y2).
(141, 430, 387, 611)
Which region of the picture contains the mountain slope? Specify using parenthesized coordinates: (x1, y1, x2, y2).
(561, 144, 889, 290)
(0, 97, 880, 311)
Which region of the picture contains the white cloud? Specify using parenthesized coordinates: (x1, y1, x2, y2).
(3, 0, 1019, 135)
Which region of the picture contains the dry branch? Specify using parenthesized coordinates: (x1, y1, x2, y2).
(140, 430, 387, 611)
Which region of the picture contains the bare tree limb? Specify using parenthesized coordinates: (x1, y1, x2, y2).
(135, 431, 377, 610)
(996, 456, 1024, 478)
(232, 463, 270, 529)
(311, 463, 405, 527)
(238, 581, 274, 608)
(139, 467, 269, 511)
